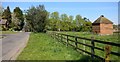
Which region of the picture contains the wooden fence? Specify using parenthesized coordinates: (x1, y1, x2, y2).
(48, 32, 120, 62)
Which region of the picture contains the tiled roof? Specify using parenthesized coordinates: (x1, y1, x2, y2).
(93, 15, 113, 24)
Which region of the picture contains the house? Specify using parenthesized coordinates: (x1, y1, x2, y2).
(0, 18, 7, 30)
(92, 15, 113, 35)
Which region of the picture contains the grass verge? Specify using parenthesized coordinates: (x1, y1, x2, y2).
(17, 33, 84, 60)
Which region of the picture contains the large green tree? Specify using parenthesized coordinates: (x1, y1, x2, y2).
(2, 6, 11, 29)
(48, 12, 60, 31)
(83, 17, 92, 32)
(25, 5, 48, 32)
(60, 14, 69, 31)
(75, 15, 85, 31)
(47, 12, 92, 32)
(68, 15, 73, 30)
(0, 5, 3, 17)
(12, 7, 24, 31)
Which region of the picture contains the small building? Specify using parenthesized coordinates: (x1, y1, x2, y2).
(0, 19, 7, 30)
(92, 15, 113, 35)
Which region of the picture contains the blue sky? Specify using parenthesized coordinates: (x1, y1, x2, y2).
(2, 2, 118, 24)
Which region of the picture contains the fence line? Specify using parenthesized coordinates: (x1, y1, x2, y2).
(48, 32, 120, 62)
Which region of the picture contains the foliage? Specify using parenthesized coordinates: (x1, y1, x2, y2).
(1, 5, 92, 32)
(0, 5, 3, 16)
(47, 12, 92, 32)
(47, 12, 60, 31)
(2, 6, 12, 29)
(25, 5, 48, 32)
(12, 7, 24, 31)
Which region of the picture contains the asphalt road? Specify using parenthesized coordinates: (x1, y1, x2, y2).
(2, 32, 30, 60)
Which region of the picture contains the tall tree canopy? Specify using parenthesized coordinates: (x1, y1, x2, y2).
(12, 7, 24, 31)
(2, 6, 11, 29)
(0, 5, 3, 16)
(47, 12, 92, 32)
(48, 12, 60, 31)
(25, 5, 48, 32)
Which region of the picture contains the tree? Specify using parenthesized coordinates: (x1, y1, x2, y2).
(68, 15, 73, 30)
(0, 4, 3, 16)
(48, 12, 60, 31)
(60, 14, 69, 31)
(60, 14, 69, 21)
(12, 7, 24, 31)
(47, 12, 92, 32)
(75, 15, 85, 31)
(75, 15, 83, 26)
(2, 6, 11, 29)
(83, 17, 92, 32)
(25, 5, 48, 32)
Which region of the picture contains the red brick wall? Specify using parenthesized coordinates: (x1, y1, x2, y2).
(92, 24, 100, 34)
(100, 23, 113, 35)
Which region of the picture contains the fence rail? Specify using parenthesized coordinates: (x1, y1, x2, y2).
(48, 32, 120, 62)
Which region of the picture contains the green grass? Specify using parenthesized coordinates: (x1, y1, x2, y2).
(55, 32, 119, 61)
(59, 32, 119, 43)
(17, 33, 85, 60)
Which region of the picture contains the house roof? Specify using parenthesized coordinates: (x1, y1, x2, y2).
(0, 19, 7, 25)
(93, 15, 113, 24)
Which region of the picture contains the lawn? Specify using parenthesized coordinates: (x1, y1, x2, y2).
(55, 31, 119, 61)
(17, 33, 86, 60)
(17, 32, 119, 61)
(58, 32, 119, 43)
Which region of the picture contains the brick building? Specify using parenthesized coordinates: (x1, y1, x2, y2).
(92, 15, 113, 35)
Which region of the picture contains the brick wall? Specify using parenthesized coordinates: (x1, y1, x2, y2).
(100, 23, 113, 35)
(92, 24, 100, 34)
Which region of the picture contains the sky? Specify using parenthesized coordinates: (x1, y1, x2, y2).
(2, 2, 118, 24)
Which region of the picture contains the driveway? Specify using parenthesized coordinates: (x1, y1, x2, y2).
(1, 32, 30, 60)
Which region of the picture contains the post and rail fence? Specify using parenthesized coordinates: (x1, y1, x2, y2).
(48, 32, 120, 62)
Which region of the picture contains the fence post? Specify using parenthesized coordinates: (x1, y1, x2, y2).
(75, 37, 78, 50)
(91, 37, 95, 62)
(105, 45, 111, 62)
(66, 35, 68, 46)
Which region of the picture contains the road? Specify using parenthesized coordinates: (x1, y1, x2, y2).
(2, 32, 30, 60)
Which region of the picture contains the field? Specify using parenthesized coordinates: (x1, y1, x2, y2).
(17, 33, 87, 60)
(55, 32, 119, 61)
(17, 32, 119, 61)
(58, 32, 119, 43)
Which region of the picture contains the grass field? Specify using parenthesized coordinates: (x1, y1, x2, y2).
(17, 33, 88, 60)
(17, 32, 119, 61)
(58, 32, 119, 43)
(55, 32, 119, 61)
